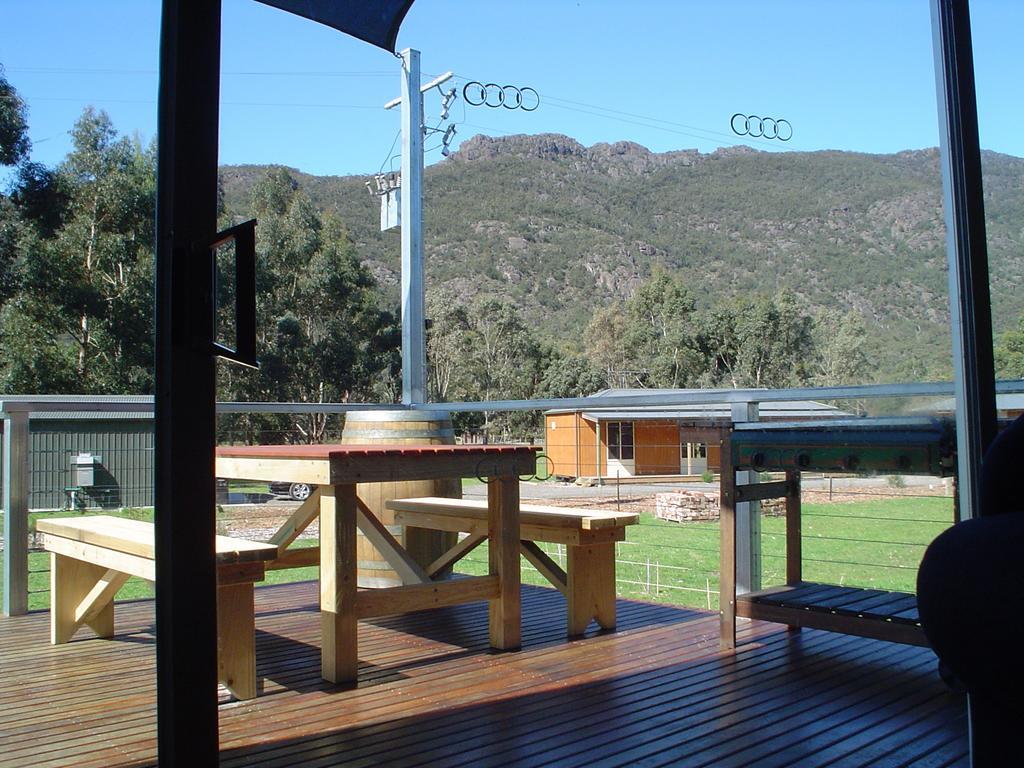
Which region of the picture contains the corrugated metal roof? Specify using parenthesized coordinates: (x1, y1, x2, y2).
(0, 395, 154, 420)
(546, 390, 850, 421)
(0, 394, 153, 403)
(29, 412, 153, 421)
(922, 393, 1024, 413)
(576, 405, 848, 423)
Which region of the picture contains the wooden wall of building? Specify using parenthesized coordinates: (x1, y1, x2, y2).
(635, 420, 680, 475)
(545, 413, 729, 479)
(707, 443, 722, 472)
(544, 412, 600, 479)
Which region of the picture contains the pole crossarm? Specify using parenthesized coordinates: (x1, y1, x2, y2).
(384, 70, 453, 110)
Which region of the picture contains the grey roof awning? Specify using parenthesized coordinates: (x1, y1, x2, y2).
(921, 393, 1024, 413)
(254, 0, 415, 51)
(545, 394, 850, 422)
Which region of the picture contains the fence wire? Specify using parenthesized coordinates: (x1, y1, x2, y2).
(5, 425, 956, 615)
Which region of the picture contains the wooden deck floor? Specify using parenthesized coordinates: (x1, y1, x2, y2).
(0, 581, 967, 767)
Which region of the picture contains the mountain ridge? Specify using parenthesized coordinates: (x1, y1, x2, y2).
(219, 134, 1024, 381)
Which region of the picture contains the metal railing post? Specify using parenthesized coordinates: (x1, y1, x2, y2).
(733, 400, 761, 595)
(2, 407, 30, 616)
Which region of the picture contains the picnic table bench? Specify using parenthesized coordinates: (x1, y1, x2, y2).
(36, 515, 277, 700)
(385, 497, 639, 636)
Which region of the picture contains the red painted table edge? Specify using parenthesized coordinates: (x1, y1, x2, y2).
(215, 443, 541, 459)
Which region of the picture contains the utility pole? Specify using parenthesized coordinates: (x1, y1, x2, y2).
(384, 49, 453, 405)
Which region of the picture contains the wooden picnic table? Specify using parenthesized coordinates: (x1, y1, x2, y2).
(215, 442, 539, 683)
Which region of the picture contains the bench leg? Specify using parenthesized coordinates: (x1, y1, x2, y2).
(567, 542, 616, 636)
(50, 553, 124, 644)
(217, 582, 257, 700)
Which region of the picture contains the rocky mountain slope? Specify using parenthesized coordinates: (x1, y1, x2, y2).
(219, 134, 1024, 381)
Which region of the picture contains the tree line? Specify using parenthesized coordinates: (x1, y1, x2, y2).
(3, 77, 1019, 443)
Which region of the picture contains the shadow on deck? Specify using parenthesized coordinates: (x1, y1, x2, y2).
(0, 581, 967, 767)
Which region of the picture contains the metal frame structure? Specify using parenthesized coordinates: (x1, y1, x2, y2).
(931, 0, 997, 521)
(6, 380, 1024, 619)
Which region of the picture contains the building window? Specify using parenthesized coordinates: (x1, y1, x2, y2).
(607, 421, 634, 461)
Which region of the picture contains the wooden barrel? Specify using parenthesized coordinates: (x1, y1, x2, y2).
(341, 410, 460, 588)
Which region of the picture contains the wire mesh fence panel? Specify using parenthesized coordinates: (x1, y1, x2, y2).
(3, 417, 963, 617)
(446, 484, 952, 611)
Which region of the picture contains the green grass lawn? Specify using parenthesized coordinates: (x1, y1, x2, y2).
(453, 495, 954, 611)
(2, 495, 954, 614)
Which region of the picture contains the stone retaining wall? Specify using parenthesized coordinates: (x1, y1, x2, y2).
(655, 490, 784, 523)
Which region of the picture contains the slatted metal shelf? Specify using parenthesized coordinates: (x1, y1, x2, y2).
(736, 581, 927, 647)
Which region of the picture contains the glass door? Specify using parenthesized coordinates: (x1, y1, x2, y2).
(606, 421, 635, 478)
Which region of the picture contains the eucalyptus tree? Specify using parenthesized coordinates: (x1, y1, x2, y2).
(584, 303, 632, 388)
(0, 107, 155, 393)
(0, 67, 31, 320)
(426, 285, 471, 403)
(535, 354, 606, 399)
(622, 268, 701, 388)
(460, 296, 545, 439)
(813, 308, 870, 386)
(696, 291, 816, 389)
(217, 167, 399, 443)
(0, 64, 30, 167)
(995, 313, 1024, 380)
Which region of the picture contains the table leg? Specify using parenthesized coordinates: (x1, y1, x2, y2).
(320, 483, 358, 683)
(488, 476, 521, 650)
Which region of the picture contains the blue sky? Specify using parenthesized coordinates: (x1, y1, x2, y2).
(1, 1, 1021, 178)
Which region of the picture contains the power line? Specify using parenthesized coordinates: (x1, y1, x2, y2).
(10, 66, 394, 77)
(439, 72, 794, 152)
(26, 95, 382, 110)
(19, 65, 795, 152)
(377, 129, 402, 174)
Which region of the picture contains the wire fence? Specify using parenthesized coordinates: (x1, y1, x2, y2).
(3, 416, 958, 615)
(5, 414, 958, 513)
(421, 478, 954, 612)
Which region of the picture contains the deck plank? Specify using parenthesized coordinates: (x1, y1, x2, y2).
(0, 580, 966, 767)
(551, 640, 931, 768)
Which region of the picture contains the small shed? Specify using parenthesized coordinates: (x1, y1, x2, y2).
(0, 395, 153, 510)
(544, 389, 852, 481)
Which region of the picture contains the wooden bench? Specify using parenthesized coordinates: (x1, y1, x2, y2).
(36, 515, 278, 700)
(385, 497, 639, 636)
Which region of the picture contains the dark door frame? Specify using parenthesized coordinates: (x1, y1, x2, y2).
(154, 2, 223, 763)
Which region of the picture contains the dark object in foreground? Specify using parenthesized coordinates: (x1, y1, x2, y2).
(918, 415, 1024, 766)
